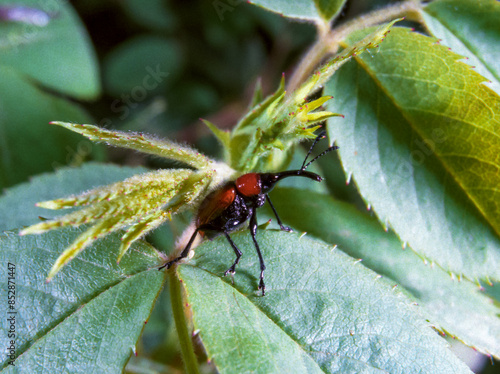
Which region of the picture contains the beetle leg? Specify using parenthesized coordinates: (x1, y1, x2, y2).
(265, 194, 292, 232)
(223, 233, 242, 276)
(249, 208, 266, 296)
(158, 227, 200, 270)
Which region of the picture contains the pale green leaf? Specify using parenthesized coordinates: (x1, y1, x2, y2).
(0, 163, 147, 231)
(0, 0, 100, 99)
(18, 167, 208, 280)
(326, 27, 500, 282)
(201, 119, 231, 157)
(250, 78, 264, 108)
(50, 122, 213, 170)
(177, 231, 472, 373)
(232, 74, 285, 134)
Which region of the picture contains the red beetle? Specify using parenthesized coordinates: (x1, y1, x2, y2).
(160, 131, 337, 295)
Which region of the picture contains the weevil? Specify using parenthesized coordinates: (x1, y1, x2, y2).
(160, 131, 338, 295)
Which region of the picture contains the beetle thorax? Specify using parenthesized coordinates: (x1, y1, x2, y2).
(235, 173, 262, 197)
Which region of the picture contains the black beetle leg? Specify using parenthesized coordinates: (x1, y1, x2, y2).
(265, 194, 292, 232)
(249, 208, 266, 296)
(158, 227, 200, 270)
(223, 232, 242, 276)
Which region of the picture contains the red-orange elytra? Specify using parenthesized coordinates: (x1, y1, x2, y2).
(196, 185, 236, 228)
(159, 131, 338, 296)
(235, 173, 261, 197)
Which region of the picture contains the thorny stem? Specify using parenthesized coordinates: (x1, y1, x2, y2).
(287, 0, 424, 92)
(169, 270, 200, 374)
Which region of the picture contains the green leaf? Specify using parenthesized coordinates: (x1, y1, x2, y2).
(325, 27, 500, 282)
(50, 122, 213, 170)
(264, 188, 500, 358)
(0, 0, 100, 99)
(250, 78, 264, 108)
(0, 69, 98, 190)
(248, 0, 347, 24)
(103, 35, 182, 98)
(120, 0, 176, 31)
(177, 230, 472, 373)
(21, 167, 196, 281)
(0, 228, 165, 371)
(486, 283, 500, 304)
(422, 0, 500, 93)
(0, 163, 148, 231)
(315, 0, 347, 21)
(201, 119, 231, 156)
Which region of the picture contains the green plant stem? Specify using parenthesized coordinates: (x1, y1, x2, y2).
(287, 0, 424, 92)
(169, 269, 200, 374)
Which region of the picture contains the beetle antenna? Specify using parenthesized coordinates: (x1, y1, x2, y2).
(301, 131, 326, 170)
(301, 131, 339, 171)
(302, 146, 339, 170)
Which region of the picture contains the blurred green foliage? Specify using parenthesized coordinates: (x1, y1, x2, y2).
(74, 0, 317, 157)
